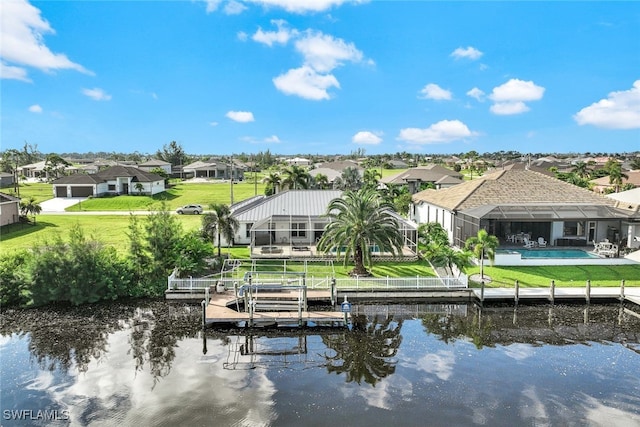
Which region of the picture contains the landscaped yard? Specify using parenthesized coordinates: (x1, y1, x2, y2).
(3, 182, 53, 204)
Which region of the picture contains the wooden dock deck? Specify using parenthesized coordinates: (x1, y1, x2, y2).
(205, 289, 348, 327)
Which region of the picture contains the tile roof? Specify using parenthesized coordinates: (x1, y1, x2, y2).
(381, 164, 462, 184)
(52, 166, 163, 184)
(412, 169, 617, 211)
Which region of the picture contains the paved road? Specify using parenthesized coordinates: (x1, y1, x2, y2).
(39, 197, 199, 215)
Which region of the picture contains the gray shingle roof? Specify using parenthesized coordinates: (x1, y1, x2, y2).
(412, 169, 617, 211)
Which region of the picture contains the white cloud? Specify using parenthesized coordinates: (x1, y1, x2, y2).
(203, 0, 222, 13)
(352, 131, 382, 145)
(295, 30, 363, 73)
(224, 0, 247, 14)
(237, 31, 248, 41)
(489, 79, 545, 115)
(490, 101, 529, 115)
(209, 121, 219, 127)
(419, 83, 452, 101)
(28, 104, 42, 113)
(243, 0, 362, 13)
(264, 135, 280, 143)
(573, 80, 640, 129)
(82, 87, 112, 101)
(0, 0, 92, 80)
(252, 20, 297, 46)
(1, 61, 31, 82)
(273, 66, 339, 100)
(397, 119, 477, 144)
(226, 110, 255, 122)
(451, 46, 483, 60)
(466, 87, 485, 101)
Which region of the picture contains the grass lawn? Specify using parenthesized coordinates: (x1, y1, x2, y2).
(0, 214, 203, 255)
(467, 265, 640, 287)
(65, 181, 267, 211)
(3, 183, 53, 203)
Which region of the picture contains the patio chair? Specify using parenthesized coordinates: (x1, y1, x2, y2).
(523, 237, 536, 248)
(537, 237, 548, 247)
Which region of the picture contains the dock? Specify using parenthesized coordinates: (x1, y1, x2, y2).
(471, 286, 640, 305)
(204, 288, 348, 327)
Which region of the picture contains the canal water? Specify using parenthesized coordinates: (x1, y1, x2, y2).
(1, 300, 640, 426)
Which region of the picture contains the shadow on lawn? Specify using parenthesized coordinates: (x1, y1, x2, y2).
(0, 220, 58, 242)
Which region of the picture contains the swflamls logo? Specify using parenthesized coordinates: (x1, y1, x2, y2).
(2, 409, 70, 421)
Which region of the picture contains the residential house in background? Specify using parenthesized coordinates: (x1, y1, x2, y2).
(0, 172, 15, 188)
(0, 192, 20, 226)
(381, 164, 464, 194)
(137, 159, 172, 175)
(590, 170, 640, 193)
(183, 158, 245, 180)
(411, 169, 640, 250)
(284, 157, 312, 167)
(51, 165, 165, 197)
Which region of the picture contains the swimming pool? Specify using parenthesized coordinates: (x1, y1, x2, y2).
(500, 248, 599, 259)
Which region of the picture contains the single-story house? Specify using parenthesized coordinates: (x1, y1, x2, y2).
(0, 192, 20, 226)
(51, 165, 165, 197)
(229, 190, 418, 258)
(183, 159, 245, 180)
(410, 169, 640, 250)
(381, 164, 464, 194)
(315, 160, 363, 173)
(137, 159, 172, 175)
(18, 160, 80, 180)
(284, 157, 312, 167)
(0, 172, 15, 188)
(309, 168, 342, 185)
(387, 159, 409, 169)
(590, 170, 640, 193)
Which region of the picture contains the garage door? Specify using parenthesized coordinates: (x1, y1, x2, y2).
(55, 186, 67, 197)
(71, 186, 93, 197)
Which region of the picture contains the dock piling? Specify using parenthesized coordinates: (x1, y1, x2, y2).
(514, 280, 519, 305)
(586, 280, 591, 304)
(549, 280, 555, 305)
(480, 281, 485, 306)
(621, 279, 625, 302)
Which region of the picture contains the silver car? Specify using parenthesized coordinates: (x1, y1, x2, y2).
(176, 204, 203, 215)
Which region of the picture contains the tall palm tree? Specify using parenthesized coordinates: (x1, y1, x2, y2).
(201, 203, 239, 257)
(19, 197, 42, 224)
(262, 171, 281, 195)
(464, 229, 499, 281)
(337, 167, 362, 190)
(317, 188, 404, 276)
(605, 159, 628, 193)
(281, 165, 311, 190)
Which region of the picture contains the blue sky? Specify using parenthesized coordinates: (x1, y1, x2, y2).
(1, 0, 639, 156)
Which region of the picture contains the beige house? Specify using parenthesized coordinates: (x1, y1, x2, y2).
(411, 169, 640, 250)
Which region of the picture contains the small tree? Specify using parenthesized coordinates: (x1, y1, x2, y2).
(464, 229, 499, 281)
(134, 182, 144, 195)
(19, 197, 42, 224)
(202, 203, 239, 257)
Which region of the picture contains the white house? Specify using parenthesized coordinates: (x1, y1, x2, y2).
(138, 159, 172, 175)
(51, 165, 165, 197)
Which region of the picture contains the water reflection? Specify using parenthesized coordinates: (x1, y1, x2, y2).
(1, 301, 640, 426)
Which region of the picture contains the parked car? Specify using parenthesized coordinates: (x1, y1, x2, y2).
(176, 204, 203, 215)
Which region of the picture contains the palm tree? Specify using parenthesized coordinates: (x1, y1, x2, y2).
(134, 182, 144, 195)
(464, 229, 499, 281)
(571, 161, 591, 179)
(19, 197, 42, 224)
(335, 167, 362, 190)
(262, 171, 281, 195)
(423, 242, 472, 276)
(281, 165, 311, 190)
(313, 173, 329, 189)
(605, 159, 628, 193)
(317, 188, 404, 276)
(362, 168, 381, 189)
(201, 203, 239, 257)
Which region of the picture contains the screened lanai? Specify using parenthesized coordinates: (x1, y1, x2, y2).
(249, 213, 418, 258)
(453, 203, 634, 249)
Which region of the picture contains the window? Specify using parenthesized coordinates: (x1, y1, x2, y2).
(563, 221, 585, 237)
(108, 184, 116, 191)
(291, 223, 306, 238)
(245, 223, 253, 238)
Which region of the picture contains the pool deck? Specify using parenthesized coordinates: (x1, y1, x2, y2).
(494, 246, 639, 266)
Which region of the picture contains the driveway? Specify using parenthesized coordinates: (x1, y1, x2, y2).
(40, 197, 87, 212)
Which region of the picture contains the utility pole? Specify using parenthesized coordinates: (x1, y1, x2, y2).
(229, 157, 234, 205)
